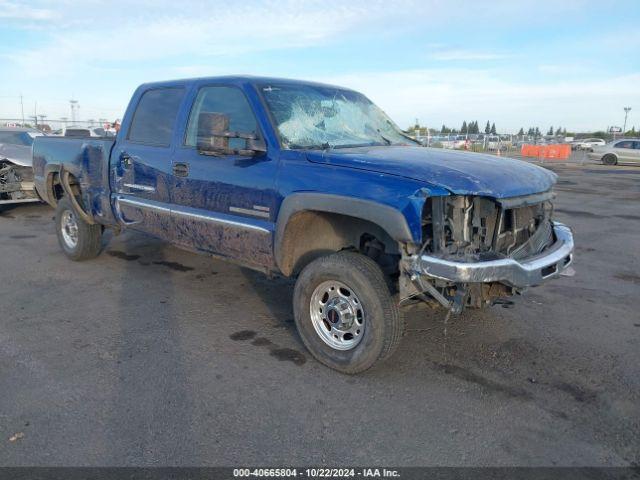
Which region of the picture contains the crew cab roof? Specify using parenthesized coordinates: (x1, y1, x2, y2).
(136, 75, 357, 92)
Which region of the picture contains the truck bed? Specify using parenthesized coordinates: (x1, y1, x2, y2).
(32, 136, 118, 225)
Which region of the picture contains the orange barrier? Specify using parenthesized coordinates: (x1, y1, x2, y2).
(520, 144, 571, 160)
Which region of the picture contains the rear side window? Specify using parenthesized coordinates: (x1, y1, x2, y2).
(128, 87, 185, 146)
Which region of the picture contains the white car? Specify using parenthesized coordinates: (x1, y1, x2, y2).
(572, 138, 605, 151)
(588, 139, 640, 165)
(486, 136, 502, 150)
(62, 126, 114, 138)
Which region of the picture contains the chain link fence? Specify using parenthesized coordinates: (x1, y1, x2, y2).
(1, 118, 118, 134)
(411, 132, 592, 163)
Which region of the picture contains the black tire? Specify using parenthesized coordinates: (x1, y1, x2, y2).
(55, 196, 102, 261)
(293, 251, 403, 374)
(602, 154, 617, 165)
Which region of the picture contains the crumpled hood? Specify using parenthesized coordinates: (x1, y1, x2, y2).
(0, 143, 32, 167)
(306, 146, 556, 198)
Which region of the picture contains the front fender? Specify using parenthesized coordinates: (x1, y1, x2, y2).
(274, 192, 416, 272)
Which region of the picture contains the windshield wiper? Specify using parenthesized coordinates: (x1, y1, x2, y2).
(287, 142, 332, 151)
(379, 134, 392, 146)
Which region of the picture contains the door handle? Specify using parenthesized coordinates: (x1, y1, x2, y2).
(172, 162, 189, 177)
(120, 152, 132, 169)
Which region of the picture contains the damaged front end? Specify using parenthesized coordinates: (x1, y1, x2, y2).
(0, 160, 39, 205)
(400, 192, 574, 313)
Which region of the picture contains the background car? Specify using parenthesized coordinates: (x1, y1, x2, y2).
(62, 126, 113, 137)
(486, 135, 502, 150)
(0, 127, 43, 206)
(572, 138, 606, 151)
(588, 139, 640, 165)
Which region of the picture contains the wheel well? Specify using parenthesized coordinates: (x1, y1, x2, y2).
(278, 210, 400, 276)
(47, 172, 64, 205)
(47, 171, 82, 205)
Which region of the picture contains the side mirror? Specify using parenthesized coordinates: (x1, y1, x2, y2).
(197, 133, 266, 156)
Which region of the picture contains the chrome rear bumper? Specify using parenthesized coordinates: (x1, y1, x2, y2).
(415, 222, 574, 288)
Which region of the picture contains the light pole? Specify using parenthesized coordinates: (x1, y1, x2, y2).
(70, 99, 79, 125)
(20, 94, 25, 125)
(623, 107, 631, 136)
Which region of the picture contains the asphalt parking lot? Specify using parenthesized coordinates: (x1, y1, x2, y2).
(0, 161, 638, 467)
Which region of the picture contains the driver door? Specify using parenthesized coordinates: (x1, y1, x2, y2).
(169, 85, 277, 269)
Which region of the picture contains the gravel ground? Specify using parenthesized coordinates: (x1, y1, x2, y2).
(0, 162, 638, 467)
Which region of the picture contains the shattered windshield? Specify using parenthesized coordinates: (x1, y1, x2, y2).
(260, 84, 418, 149)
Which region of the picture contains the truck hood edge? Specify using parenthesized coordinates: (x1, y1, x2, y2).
(306, 146, 556, 198)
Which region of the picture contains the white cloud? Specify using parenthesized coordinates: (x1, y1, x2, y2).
(0, 0, 57, 20)
(2, 0, 638, 130)
(319, 69, 640, 131)
(5, 0, 411, 77)
(429, 49, 510, 61)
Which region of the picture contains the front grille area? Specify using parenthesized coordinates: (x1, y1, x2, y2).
(422, 195, 554, 262)
(509, 216, 553, 260)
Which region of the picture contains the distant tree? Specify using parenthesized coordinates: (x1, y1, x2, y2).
(517, 127, 525, 136)
(490, 122, 496, 134)
(626, 126, 636, 137)
(555, 126, 562, 136)
(562, 128, 567, 136)
(461, 121, 468, 134)
(534, 127, 541, 137)
(547, 126, 554, 135)
(473, 121, 480, 134)
(441, 124, 447, 134)
(527, 127, 534, 136)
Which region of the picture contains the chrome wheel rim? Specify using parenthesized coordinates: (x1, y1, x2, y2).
(61, 210, 79, 248)
(309, 280, 365, 351)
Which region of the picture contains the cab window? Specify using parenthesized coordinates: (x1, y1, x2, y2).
(128, 87, 185, 147)
(184, 86, 258, 150)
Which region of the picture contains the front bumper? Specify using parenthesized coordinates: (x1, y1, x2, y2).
(415, 222, 574, 288)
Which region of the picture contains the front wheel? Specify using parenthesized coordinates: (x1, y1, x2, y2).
(293, 251, 404, 374)
(602, 154, 617, 165)
(55, 196, 102, 261)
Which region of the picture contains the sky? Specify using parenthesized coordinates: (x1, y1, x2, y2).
(1, 0, 639, 132)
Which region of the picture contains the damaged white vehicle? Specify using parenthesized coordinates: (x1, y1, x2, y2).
(0, 127, 43, 207)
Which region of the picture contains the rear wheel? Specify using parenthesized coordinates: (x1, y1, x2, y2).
(602, 154, 617, 165)
(55, 196, 102, 261)
(293, 251, 403, 374)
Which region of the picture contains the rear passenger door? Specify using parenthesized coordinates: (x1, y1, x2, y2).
(632, 141, 640, 163)
(613, 140, 635, 162)
(169, 85, 277, 269)
(112, 87, 186, 239)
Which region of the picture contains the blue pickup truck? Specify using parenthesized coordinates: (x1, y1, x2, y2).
(32, 76, 574, 373)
